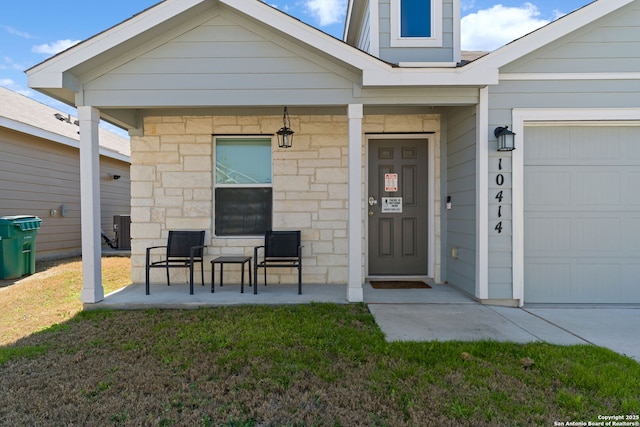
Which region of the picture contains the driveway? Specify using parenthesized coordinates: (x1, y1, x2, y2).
(367, 303, 640, 362)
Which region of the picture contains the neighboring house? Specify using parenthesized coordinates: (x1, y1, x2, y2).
(0, 87, 131, 260)
(26, 0, 640, 305)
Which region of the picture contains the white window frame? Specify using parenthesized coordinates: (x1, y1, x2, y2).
(213, 135, 274, 237)
(390, 0, 442, 47)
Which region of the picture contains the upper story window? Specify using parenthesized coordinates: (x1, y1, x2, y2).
(401, 0, 431, 37)
(390, 0, 442, 47)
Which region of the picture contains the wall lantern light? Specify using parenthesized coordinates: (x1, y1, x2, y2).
(494, 126, 516, 151)
(276, 107, 294, 148)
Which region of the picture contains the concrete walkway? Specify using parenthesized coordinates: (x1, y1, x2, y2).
(368, 304, 640, 362)
(93, 281, 640, 362)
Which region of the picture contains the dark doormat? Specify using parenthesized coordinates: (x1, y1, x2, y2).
(370, 281, 431, 289)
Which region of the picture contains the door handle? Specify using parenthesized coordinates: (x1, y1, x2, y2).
(368, 196, 378, 206)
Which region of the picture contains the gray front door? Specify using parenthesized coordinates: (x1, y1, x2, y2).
(368, 139, 428, 275)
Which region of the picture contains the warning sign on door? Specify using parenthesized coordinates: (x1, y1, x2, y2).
(381, 197, 402, 213)
(384, 173, 398, 192)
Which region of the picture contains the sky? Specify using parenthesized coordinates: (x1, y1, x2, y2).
(1, 0, 593, 123)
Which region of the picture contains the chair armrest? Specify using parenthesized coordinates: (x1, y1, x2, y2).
(189, 245, 208, 261)
(146, 245, 167, 266)
(146, 245, 167, 256)
(254, 245, 265, 260)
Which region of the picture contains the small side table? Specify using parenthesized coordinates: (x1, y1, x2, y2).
(211, 256, 252, 293)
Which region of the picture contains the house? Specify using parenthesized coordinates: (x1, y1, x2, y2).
(26, 0, 640, 305)
(0, 87, 131, 260)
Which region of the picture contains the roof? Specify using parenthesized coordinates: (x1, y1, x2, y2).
(0, 87, 130, 161)
(26, 0, 638, 112)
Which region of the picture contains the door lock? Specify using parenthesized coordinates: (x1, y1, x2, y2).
(368, 196, 378, 206)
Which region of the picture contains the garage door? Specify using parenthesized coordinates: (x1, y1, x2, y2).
(524, 124, 640, 304)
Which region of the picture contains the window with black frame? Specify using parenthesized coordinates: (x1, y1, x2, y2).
(214, 137, 272, 236)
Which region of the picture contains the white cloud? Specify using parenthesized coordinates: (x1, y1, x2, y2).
(461, 3, 550, 51)
(0, 78, 32, 96)
(1, 25, 36, 39)
(31, 39, 81, 55)
(305, 0, 346, 26)
(2, 56, 26, 71)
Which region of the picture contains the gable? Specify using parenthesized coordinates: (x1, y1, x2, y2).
(500, 1, 640, 74)
(79, 9, 362, 108)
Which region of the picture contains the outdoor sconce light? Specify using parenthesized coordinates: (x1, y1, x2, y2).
(276, 107, 294, 148)
(494, 126, 516, 151)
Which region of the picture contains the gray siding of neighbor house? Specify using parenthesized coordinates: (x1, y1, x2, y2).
(0, 128, 130, 260)
(444, 106, 477, 295)
(378, 0, 455, 64)
(487, 0, 640, 299)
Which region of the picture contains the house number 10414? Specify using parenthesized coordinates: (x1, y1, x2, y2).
(495, 158, 504, 233)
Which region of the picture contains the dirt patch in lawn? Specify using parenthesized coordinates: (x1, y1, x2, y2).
(0, 256, 130, 346)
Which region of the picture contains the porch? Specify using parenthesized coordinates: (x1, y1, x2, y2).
(86, 280, 476, 310)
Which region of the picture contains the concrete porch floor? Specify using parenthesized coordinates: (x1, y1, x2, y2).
(89, 280, 475, 309)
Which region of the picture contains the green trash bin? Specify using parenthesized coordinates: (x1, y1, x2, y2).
(0, 215, 42, 280)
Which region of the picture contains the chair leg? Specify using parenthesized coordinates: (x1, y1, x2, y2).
(200, 261, 204, 286)
(298, 265, 302, 295)
(145, 266, 150, 295)
(254, 263, 258, 295)
(166, 266, 171, 286)
(189, 263, 194, 295)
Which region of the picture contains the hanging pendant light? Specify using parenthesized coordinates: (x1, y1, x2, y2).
(276, 107, 294, 148)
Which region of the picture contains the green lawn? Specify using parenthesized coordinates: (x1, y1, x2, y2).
(1, 303, 639, 426)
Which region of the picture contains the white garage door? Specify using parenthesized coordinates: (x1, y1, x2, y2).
(524, 124, 640, 304)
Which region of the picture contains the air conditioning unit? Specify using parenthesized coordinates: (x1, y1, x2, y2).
(113, 215, 131, 250)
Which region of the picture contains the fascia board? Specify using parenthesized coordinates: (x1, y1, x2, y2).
(26, 0, 207, 84)
(362, 67, 499, 86)
(344, 0, 355, 42)
(464, 0, 635, 72)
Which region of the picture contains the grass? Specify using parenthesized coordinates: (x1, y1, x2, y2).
(1, 258, 639, 426)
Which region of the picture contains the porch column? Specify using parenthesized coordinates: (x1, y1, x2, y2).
(347, 104, 364, 302)
(78, 106, 104, 304)
(476, 87, 489, 300)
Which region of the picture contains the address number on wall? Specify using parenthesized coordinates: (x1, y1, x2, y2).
(495, 158, 504, 234)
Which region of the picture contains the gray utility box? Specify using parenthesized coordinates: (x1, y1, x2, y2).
(113, 215, 131, 250)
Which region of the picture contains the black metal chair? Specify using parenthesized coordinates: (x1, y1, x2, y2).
(145, 230, 206, 295)
(253, 230, 302, 295)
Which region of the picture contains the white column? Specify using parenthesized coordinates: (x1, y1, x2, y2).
(78, 106, 104, 304)
(476, 87, 489, 300)
(347, 104, 364, 302)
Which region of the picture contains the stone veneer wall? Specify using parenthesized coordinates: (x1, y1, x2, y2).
(131, 113, 440, 285)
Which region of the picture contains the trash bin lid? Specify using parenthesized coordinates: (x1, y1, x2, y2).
(0, 215, 42, 231)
